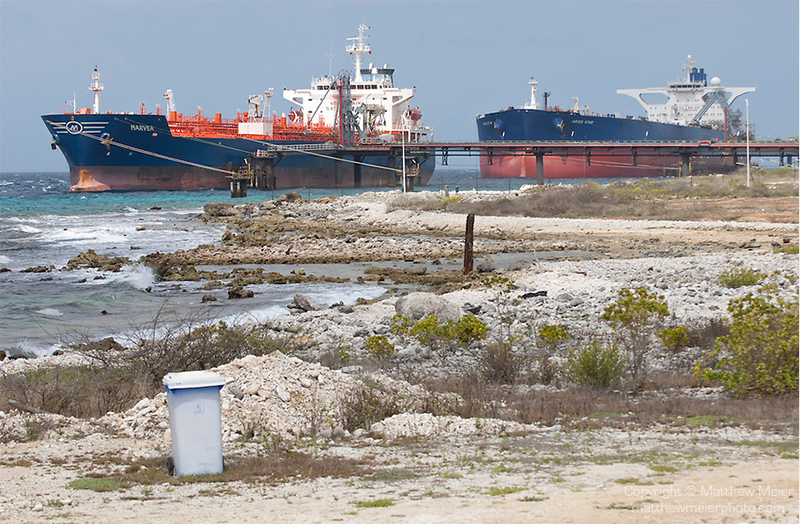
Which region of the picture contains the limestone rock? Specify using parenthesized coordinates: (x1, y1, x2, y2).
(287, 293, 318, 313)
(203, 203, 239, 217)
(395, 292, 462, 322)
(228, 286, 254, 299)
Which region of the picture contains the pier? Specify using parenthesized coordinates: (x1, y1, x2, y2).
(239, 140, 798, 191)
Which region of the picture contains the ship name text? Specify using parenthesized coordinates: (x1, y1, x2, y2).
(571, 120, 594, 125)
(131, 124, 156, 132)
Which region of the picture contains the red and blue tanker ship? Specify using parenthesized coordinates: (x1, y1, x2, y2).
(43, 25, 434, 191)
(477, 56, 756, 179)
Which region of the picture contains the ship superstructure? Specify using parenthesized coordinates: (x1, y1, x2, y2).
(283, 23, 430, 143)
(617, 55, 755, 139)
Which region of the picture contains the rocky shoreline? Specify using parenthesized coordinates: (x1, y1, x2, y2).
(0, 188, 798, 523)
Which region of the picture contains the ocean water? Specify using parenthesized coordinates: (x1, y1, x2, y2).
(1, 169, 557, 356)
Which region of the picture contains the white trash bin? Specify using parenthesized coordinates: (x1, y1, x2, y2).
(163, 370, 226, 477)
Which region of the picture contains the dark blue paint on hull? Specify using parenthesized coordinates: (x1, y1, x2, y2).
(477, 108, 724, 142)
(476, 108, 727, 179)
(43, 113, 433, 191)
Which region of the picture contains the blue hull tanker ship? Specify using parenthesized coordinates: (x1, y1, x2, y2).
(477, 56, 755, 179)
(43, 25, 434, 191)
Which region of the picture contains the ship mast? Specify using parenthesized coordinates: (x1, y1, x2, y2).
(524, 77, 539, 110)
(683, 55, 695, 82)
(346, 23, 370, 82)
(90, 67, 103, 114)
(163, 89, 176, 114)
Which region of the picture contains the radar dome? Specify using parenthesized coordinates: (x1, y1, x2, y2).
(710, 77, 721, 86)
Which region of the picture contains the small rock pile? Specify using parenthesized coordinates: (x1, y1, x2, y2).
(99, 351, 438, 445)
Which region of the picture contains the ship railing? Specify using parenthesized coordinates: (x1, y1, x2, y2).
(476, 139, 704, 145)
(255, 143, 338, 156)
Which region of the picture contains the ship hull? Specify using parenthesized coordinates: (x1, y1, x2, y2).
(479, 154, 735, 179)
(476, 108, 729, 179)
(44, 114, 433, 191)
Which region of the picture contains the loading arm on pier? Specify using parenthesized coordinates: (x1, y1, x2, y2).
(690, 88, 729, 126)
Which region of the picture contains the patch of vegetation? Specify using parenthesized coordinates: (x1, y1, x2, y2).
(538, 324, 570, 344)
(773, 243, 799, 255)
(648, 464, 678, 473)
(352, 498, 394, 508)
(486, 486, 524, 496)
(566, 342, 626, 389)
(658, 326, 689, 352)
(70, 452, 374, 488)
(601, 287, 670, 390)
(718, 267, 767, 288)
(69, 477, 130, 492)
(393, 314, 489, 347)
(363, 469, 423, 482)
(365, 335, 396, 359)
(339, 381, 402, 432)
(695, 287, 798, 397)
(615, 477, 643, 484)
(397, 170, 800, 221)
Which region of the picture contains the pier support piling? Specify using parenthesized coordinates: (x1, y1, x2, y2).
(680, 153, 691, 177)
(353, 156, 363, 188)
(230, 179, 247, 198)
(334, 154, 343, 188)
(535, 153, 544, 185)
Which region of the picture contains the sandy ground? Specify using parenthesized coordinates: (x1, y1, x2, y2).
(1, 429, 797, 524)
(1, 189, 798, 523)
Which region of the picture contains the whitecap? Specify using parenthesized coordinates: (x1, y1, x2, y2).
(39, 227, 128, 245)
(36, 308, 63, 317)
(0, 255, 11, 264)
(14, 340, 63, 358)
(220, 304, 290, 325)
(123, 264, 157, 290)
(17, 224, 42, 234)
(310, 283, 386, 305)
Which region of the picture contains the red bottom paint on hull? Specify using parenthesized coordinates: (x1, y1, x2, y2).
(69, 164, 434, 191)
(479, 154, 735, 179)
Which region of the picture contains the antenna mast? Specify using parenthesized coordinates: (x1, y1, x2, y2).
(346, 23, 370, 82)
(90, 67, 104, 114)
(325, 40, 336, 78)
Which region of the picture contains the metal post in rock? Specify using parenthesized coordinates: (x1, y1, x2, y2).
(464, 213, 475, 275)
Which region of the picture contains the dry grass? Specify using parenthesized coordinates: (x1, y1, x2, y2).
(418, 372, 799, 431)
(67, 452, 375, 488)
(393, 168, 799, 222)
(0, 316, 307, 421)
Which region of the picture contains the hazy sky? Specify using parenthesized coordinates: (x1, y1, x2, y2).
(1, 0, 797, 172)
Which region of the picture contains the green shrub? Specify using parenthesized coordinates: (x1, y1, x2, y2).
(390, 314, 413, 336)
(772, 243, 799, 255)
(395, 314, 488, 347)
(365, 335, 395, 359)
(601, 288, 669, 390)
(481, 274, 516, 294)
(339, 383, 401, 432)
(658, 326, 689, 352)
(718, 267, 767, 288)
(409, 315, 448, 344)
(450, 314, 489, 343)
(566, 342, 626, 389)
(538, 324, 570, 343)
(695, 288, 798, 397)
(481, 343, 522, 384)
